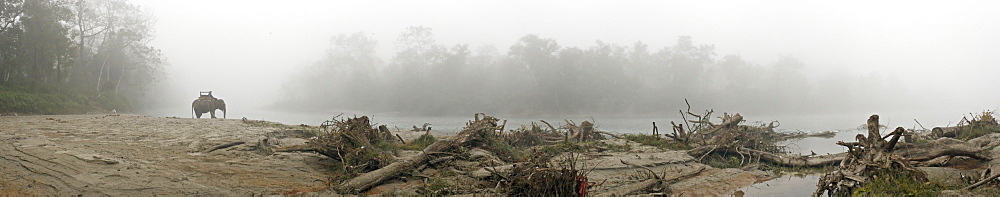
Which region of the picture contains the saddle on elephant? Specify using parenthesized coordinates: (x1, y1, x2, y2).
(198, 91, 217, 101)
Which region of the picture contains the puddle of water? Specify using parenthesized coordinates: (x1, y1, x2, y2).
(738, 130, 867, 196)
(779, 129, 864, 155)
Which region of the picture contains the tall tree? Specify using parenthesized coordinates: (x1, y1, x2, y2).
(20, 0, 73, 85)
(79, 0, 162, 99)
(0, 0, 24, 83)
(389, 26, 446, 112)
(508, 34, 560, 112)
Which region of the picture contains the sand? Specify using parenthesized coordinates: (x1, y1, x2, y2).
(0, 114, 335, 196)
(0, 114, 769, 196)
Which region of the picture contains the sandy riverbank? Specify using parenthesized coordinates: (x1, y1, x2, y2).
(0, 114, 772, 196)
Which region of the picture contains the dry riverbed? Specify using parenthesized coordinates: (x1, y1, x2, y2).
(0, 114, 773, 196)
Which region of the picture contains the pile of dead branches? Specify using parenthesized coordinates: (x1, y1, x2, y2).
(667, 106, 779, 152)
(815, 115, 924, 196)
(505, 121, 565, 147)
(278, 115, 398, 174)
(333, 113, 508, 193)
(504, 119, 617, 147)
(501, 152, 586, 196)
(564, 120, 607, 142)
(669, 101, 847, 167)
(930, 110, 1000, 140)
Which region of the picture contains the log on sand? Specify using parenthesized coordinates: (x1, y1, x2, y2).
(684, 137, 989, 168)
(602, 160, 706, 196)
(335, 118, 498, 193)
(687, 145, 847, 167)
(896, 137, 990, 161)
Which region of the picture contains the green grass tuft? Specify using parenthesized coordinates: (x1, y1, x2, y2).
(853, 169, 946, 196)
(624, 134, 690, 150)
(399, 134, 437, 150)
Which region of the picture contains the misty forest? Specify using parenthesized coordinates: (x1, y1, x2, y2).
(4, 0, 1000, 196)
(281, 27, 909, 116)
(0, 0, 162, 114)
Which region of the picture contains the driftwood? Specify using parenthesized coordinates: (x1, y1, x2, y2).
(815, 115, 925, 196)
(897, 137, 990, 161)
(596, 130, 624, 139)
(506, 119, 617, 146)
(335, 114, 501, 193)
(687, 145, 846, 167)
(780, 131, 837, 140)
(203, 141, 245, 153)
(602, 163, 706, 196)
(964, 169, 1000, 190)
(931, 112, 999, 139)
(932, 127, 960, 138)
(278, 116, 399, 173)
(506, 122, 564, 146)
(565, 120, 605, 142)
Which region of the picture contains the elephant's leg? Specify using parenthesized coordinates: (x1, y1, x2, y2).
(210, 110, 217, 119)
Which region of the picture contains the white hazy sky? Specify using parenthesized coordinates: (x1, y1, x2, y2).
(134, 0, 1000, 125)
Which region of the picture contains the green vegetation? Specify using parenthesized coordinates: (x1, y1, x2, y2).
(700, 153, 744, 169)
(958, 111, 1000, 140)
(537, 141, 587, 156)
(398, 134, 437, 150)
(421, 176, 456, 195)
(957, 125, 998, 140)
(0, 0, 163, 115)
(536, 140, 632, 159)
(624, 134, 690, 150)
(242, 119, 301, 130)
(484, 135, 524, 162)
(853, 170, 946, 196)
(0, 83, 138, 114)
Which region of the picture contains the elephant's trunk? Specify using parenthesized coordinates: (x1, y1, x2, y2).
(219, 105, 226, 119)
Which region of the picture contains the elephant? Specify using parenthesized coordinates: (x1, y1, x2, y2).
(192, 98, 226, 119)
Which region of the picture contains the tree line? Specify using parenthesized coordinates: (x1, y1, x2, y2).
(0, 0, 162, 113)
(281, 26, 909, 116)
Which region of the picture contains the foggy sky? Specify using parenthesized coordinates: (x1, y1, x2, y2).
(134, 0, 1000, 128)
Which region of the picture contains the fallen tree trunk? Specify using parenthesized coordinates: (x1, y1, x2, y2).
(602, 165, 705, 196)
(964, 170, 1000, 190)
(596, 130, 624, 139)
(203, 141, 246, 153)
(687, 145, 847, 167)
(336, 116, 499, 193)
(895, 137, 990, 161)
(690, 128, 991, 169)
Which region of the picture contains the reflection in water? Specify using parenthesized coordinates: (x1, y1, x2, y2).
(738, 131, 865, 196)
(779, 129, 863, 155)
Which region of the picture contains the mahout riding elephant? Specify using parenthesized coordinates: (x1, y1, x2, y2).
(192, 98, 226, 119)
